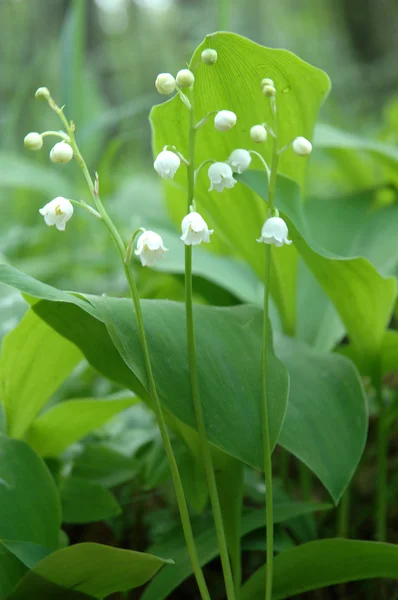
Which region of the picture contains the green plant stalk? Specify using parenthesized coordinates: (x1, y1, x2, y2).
(375, 370, 388, 542)
(219, 0, 229, 30)
(261, 98, 279, 600)
(299, 461, 312, 501)
(59, 110, 211, 600)
(184, 99, 236, 600)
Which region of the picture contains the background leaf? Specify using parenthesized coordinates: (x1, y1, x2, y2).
(60, 476, 121, 524)
(241, 539, 398, 600)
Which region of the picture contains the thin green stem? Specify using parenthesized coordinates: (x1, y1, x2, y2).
(299, 462, 312, 502)
(61, 115, 211, 600)
(279, 448, 290, 490)
(218, 0, 229, 30)
(184, 95, 236, 600)
(375, 371, 388, 542)
(261, 95, 279, 600)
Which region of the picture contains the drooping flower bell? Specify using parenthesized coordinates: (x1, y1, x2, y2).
(135, 231, 168, 267)
(39, 197, 74, 231)
(214, 110, 237, 132)
(154, 150, 181, 179)
(180, 212, 213, 246)
(257, 216, 292, 247)
(228, 149, 252, 174)
(208, 162, 237, 192)
(50, 141, 73, 164)
(292, 136, 312, 156)
(155, 73, 176, 95)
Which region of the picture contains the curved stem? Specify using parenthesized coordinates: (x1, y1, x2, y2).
(261, 95, 278, 600)
(59, 111, 211, 600)
(41, 130, 70, 141)
(185, 95, 236, 600)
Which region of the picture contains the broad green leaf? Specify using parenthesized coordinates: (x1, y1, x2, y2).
(241, 539, 398, 600)
(87, 296, 289, 465)
(0, 434, 61, 551)
(0, 266, 366, 501)
(150, 32, 330, 332)
(1, 540, 50, 569)
(142, 502, 331, 600)
(339, 329, 398, 377)
(25, 394, 137, 457)
(7, 574, 93, 600)
(9, 542, 172, 599)
(0, 309, 82, 438)
(71, 444, 138, 488)
(314, 123, 398, 170)
(274, 334, 367, 503)
(240, 171, 397, 363)
(60, 476, 121, 524)
(0, 551, 28, 600)
(0, 153, 75, 197)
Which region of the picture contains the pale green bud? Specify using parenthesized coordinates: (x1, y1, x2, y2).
(155, 73, 176, 95)
(250, 125, 267, 143)
(201, 48, 218, 65)
(35, 87, 50, 101)
(261, 78, 274, 88)
(24, 132, 43, 151)
(50, 141, 73, 164)
(262, 84, 276, 98)
(176, 69, 195, 88)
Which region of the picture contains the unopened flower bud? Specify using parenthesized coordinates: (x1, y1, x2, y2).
(208, 162, 237, 193)
(24, 132, 43, 151)
(292, 136, 312, 156)
(39, 197, 74, 231)
(262, 85, 276, 98)
(228, 149, 252, 174)
(155, 73, 176, 95)
(181, 212, 213, 246)
(201, 48, 218, 65)
(214, 110, 237, 132)
(154, 150, 180, 179)
(35, 87, 50, 101)
(250, 125, 267, 143)
(176, 69, 195, 88)
(135, 231, 168, 267)
(261, 78, 274, 88)
(257, 217, 292, 247)
(50, 141, 73, 164)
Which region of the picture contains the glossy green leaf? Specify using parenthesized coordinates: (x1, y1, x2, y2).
(0, 551, 28, 600)
(142, 502, 331, 600)
(0, 265, 366, 501)
(150, 32, 329, 332)
(241, 539, 398, 600)
(338, 330, 398, 376)
(0, 309, 82, 438)
(60, 476, 121, 524)
(274, 334, 367, 502)
(240, 171, 397, 362)
(9, 542, 171, 599)
(71, 444, 138, 488)
(1, 540, 50, 569)
(25, 394, 137, 457)
(0, 434, 61, 550)
(7, 574, 94, 600)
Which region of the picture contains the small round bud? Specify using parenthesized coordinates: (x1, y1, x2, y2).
(250, 125, 267, 143)
(292, 136, 312, 156)
(201, 48, 218, 65)
(214, 110, 237, 132)
(50, 141, 74, 164)
(262, 85, 276, 98)
(24, 132, 43, 151)
(261, 78, 274, 88)
(35, 87, 51, 101)
(176, 69, 195, 88)
(155, 73, 176, 95)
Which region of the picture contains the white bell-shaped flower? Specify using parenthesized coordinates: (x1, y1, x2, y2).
(208, 162, 237, 192)
(214, 110, 237, 132)
(39, 197, 74, 231)
(135, 231, 168, 267)
(257, 216, 292, 247)
(50, 141, 73, 164)
(154, 150, 181, 179)
(228, 149, 252, 174)
(292, 136, 312, 156)
(180, 212, 213, 246)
